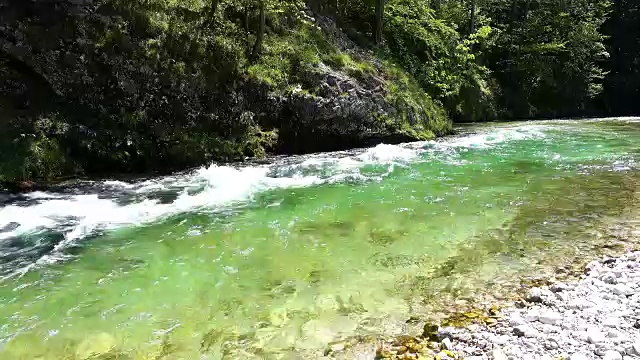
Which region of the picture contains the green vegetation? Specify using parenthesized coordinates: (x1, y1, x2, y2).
(1, 0, 639, 186)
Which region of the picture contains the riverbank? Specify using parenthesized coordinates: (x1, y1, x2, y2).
(320, 180, 640, 360)
(372, 251, 640, 360)
(365, 214, 640, 360)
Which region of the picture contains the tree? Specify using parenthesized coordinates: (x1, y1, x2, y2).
(374, 0, 385, 44)
(469, 0, 476, 35)
(252, 0, 266, 58)
(602, 0, 640, 115)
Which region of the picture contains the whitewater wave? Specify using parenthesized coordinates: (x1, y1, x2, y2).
(0, 123, 551, 277)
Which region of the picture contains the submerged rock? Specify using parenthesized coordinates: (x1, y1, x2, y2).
(75, 333, 116, 359)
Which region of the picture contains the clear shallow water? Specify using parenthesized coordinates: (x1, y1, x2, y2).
(1, 119, 640, 358)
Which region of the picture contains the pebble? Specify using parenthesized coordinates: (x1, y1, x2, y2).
(513, 325, 537, 338)
(421, 252, 640, 360)
(613, 284, 634, 296)
(538, 311, 562, 325)
(527, 287, 544, 302)
(569, 352, 590, 360)
(603, 350, 623, 360)
(491, 347, 507, 360)
(587, 328, 607, 344)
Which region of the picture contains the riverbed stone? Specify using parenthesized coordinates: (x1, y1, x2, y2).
(528, 287, 544, 302)
(569, 352, 590, 360)
(602, 272, 618, 284)
(603, 350, 623, 360)
(587, 328, 607, 344)
(538, 310, 562, 325)
(513, 325, 537, 338)
(613, 284, 634, 296)
(441, 337, 453, 350)
(491, 347, 508, 360)
(603, 317, 620, 328)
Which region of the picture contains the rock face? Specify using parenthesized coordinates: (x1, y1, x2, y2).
(0, 0, 450, 183)
(250, 13, 448, 155)
(429, 252, 640, 359)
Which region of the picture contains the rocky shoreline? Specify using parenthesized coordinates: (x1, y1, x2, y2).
(375, 251, 640, 360)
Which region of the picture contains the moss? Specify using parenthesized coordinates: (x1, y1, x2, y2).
(346, 61, 376, 81)
(440, 307, 501, 327)
(323, 52, 351, 69)
(370, 78, 450, 141)
(382, 63, 452, 138)
(248, 25, 325, 91)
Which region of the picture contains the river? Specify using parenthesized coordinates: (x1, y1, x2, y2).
(1, 118, 640, 359)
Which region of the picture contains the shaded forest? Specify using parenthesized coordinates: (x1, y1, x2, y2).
(0, 0, 639, 187)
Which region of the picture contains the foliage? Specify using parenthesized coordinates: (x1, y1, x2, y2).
(602, 0, 640, 115)
(383, 63, 449, 138)
(483, 0, 611, 118)
(383, 0, 496, 121)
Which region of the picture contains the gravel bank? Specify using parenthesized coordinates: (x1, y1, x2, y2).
(377, 251, 640, 360)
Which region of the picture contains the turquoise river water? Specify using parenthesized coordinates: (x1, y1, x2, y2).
(1, 119, 640, 359)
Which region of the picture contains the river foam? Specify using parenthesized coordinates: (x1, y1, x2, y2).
(0, 123, 554, 277)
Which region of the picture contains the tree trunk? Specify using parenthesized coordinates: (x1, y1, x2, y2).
(511, 0, 518, 22)
(211, 0, 219, 15)
(433, 0, 441, 14)
(373, 0, 384, 45)
(207, 0, 220, 27)
(252, 0, 266, 59)
(469, 0, 476, 35)
(244, 4, 249, 32)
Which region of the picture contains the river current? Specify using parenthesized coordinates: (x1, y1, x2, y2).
(1, 118, 640, 359)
